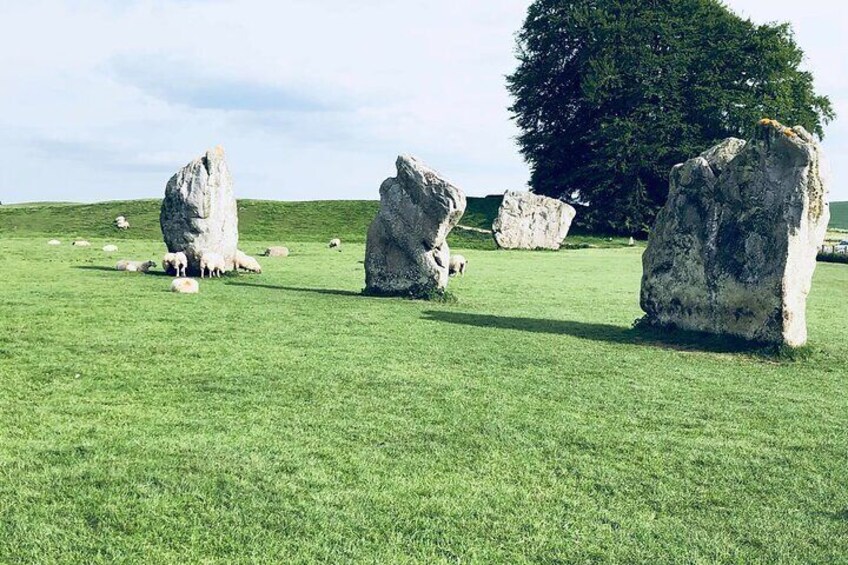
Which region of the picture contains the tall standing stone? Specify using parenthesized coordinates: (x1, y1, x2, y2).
(160, 147, 239, 275)
(492, 191, 577, 250)
(365, 156, 466, 297)
(640, 121, 830, 346)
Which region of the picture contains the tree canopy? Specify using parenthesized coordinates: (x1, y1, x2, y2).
(507, 0, 835, 234)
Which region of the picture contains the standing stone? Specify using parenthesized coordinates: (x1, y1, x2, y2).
(641, 121, 830, 347)
(492, 191, 577, 250)
(365, 156, 466, 297)
(160, 147, 239, 275)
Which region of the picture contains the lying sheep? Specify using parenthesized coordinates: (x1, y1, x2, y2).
(115, 216, 130, 230)
(234, 250, 262, 273)
(262, 246, 289, 258)
(116, 259, 156, 273)
(199, 252, 226, 278)
(170, 278, 199, 294)
(448, 254, 467, 276)
(103, 244, 118, 252)
(163, 251, 188, 277)
(328, 238, 341, 249)
(72, 240, 91, 247)
(48, 239, 61, 246)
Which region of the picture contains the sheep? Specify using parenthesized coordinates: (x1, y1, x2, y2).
(628, 237, 635, 247)
(103, 244, 118, 253)
(262, 246, 289, 258)
(328, 238, 341, 249)
(72, 240, 91, 247)
(116, 260, 156, 273)
(234, 250, 262, 274)
(163, 251, 188, 277)
(448, 254, 468, 276)
(47, 239, 61, 246)
(199, 252, 226, 278)
(170, 278, 199, 294)
(115, 216, 130, 230)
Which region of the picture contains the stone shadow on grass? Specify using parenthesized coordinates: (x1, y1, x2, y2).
(73, 266, 171, 277)
(421, 311, 768, 355)
(226, 281, 362, 297)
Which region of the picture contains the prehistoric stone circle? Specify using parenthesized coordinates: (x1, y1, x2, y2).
(364, 155, 466, 297)
(492, 191, 577, 250)
(160, 147, 239, 275)
(641, 120, 830, 347)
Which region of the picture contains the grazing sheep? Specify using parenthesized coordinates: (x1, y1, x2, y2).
(116, 260, 156, 273)
(103, 244, 118, 252)
(115, 216, 130, 230)
(170, 278, 199, 294)
(199, 252, 226, 278)
(328, 238, 341, 249)
(72, 240, 91, 247)
(234, 250, 262, 273)
(47, 239, 61, 246)
(262, 246, 290, 258)
(163, 251, 188, 277)
(448, 254, 468, 276)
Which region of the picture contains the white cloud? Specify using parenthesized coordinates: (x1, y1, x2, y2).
(0, 0, 845, 205)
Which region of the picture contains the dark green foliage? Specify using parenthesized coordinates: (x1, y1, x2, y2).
(507, 0, 835, 234)
(818, 252, 848, 265)
(830, 202, 848, 229)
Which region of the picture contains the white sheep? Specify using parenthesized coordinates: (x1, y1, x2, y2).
(163, 251, 188, 277)
(448, 254, 468, 276)
(199, 252, 226, 278)
(103, 244, 118, 252)
(72, 240, 91, 247)
(170, 278, 199, 294)
(234, 250, 262, 273)
(47, 239, 61, 246)
(116, 259, 156, 273)
(328, 238, 341, 249)
(115, 216, 130, 230)
(262, 246, 289, 258)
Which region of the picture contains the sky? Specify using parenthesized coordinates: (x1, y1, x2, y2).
(0, 0, 845, 205)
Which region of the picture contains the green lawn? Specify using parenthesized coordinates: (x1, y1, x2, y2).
(0, 234, 846, 563)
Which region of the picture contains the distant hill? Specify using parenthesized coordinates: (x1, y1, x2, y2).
(831, 201, 848, 230)
(0, 197, 502, 248)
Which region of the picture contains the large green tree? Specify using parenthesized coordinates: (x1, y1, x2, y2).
(507, 0, 834, 234)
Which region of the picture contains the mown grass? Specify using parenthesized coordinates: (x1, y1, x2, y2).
(0, 235, 846, 563)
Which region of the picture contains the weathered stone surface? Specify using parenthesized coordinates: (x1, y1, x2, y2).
(160, 147, 239, 275)
(492, 191, 577, 250)
(365, 155, 466, 297)
(641, 121, 830, 346)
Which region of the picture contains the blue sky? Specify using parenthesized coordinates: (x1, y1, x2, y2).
(1, 0, 845, 204)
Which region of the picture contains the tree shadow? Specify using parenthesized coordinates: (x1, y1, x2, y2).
(421, 311, 768, 355)
(226, 281, 362, 297)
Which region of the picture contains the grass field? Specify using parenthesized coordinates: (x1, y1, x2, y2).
(0, 198, 637, 250)
(1, 231, 848, 563)
(1, 200, 847, 562)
